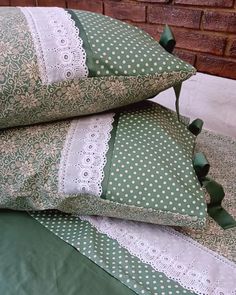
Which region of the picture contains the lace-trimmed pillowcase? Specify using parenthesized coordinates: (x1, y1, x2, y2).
(0, 7, 195, 129)
(0, 102, 206, 228)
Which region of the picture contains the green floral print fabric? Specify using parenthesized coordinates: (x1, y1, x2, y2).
(177, 130, 236, 263)
(0, 102, 206, 227)
(0, 7, 195, 129)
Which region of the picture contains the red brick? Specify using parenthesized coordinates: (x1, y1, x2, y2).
(104, 2, 146, 22)
(0, 0, 10, 5)
(172, 29, 227, 55)
(11, 0, 36, 5)
(37, 0, 66, 7)
(130, 22, 162, 39)
(174, 0, 234, 7)
(228, 39, 236, 57)
(196, 54, 236, 79)
(203, 11, 236, 33)
(137, 0, 169, 2)
(67, 0, 103, 13)
(174, 49, 196, 65)
(147, 6, 202, 29)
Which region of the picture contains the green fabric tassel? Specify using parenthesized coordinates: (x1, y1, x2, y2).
(188, 119, 204, 136)
(159, 25, 176, 54)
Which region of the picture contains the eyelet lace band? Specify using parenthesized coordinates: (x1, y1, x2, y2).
(20, 7, 88, 84)
(59, 113, 115, 196)
(81, 216, 236, 295)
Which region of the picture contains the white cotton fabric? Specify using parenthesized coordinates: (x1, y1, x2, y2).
(82, 216, 236, 295)
(58, 113, 115, 196)
(20, 7, 88, 84)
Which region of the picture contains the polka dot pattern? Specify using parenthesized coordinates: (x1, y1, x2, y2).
(32, 210, 193, 295)
(106, 104, 206, 219)
(74, 10, 194, 77)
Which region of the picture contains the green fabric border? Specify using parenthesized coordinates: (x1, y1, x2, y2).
(32, 210, 195, 295)
(67, 9, 95, 77)
(0, 210, 136, 295)
(101, 113, 120, 198)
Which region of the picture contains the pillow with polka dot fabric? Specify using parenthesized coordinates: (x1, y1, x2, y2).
(0, 7, 195, 129)
(0, 101, 206, 228)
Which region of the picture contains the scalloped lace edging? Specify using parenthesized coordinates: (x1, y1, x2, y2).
(59, 113, 115, 196)
(20, 7, 88, 84)
(81, 216, 236, 295)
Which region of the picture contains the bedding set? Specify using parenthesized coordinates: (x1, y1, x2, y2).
(0, 6, 235, 295)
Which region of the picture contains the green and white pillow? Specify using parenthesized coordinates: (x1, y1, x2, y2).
(0, 7, 195, 129)
(0, 102, 206, 228)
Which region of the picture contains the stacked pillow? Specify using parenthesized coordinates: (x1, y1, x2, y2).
(0, 7, 195, 129)
(0, 7, 208, 228)
(0, 101, 206, 228)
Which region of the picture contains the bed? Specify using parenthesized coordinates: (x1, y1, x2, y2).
(1, 126, 235, 295)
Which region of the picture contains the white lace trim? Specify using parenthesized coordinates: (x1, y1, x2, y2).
(20, 7, 88, 84)
(81, 216, 236, 295)
(59, 113, 115, 196)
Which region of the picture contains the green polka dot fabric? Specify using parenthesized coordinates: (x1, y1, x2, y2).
(1, 7, 196, 129)
(31, 210, 194, 295)
(72, 10, 194, 77)
(0, 101, 206, 228)
(104, 103, 206, 227)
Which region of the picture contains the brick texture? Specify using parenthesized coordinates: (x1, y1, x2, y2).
(37, 0, 66, 7)
(0, 0, 10, 5)
(67, 0, 103, 13)
(172, 29, 227, 55)
(148, 6, 202, 29)
(196, 54, 236, 79)
(137, 0, 169, 2)
(203, 11, 236, 33)
(10, 0, 36, 5)
(228, 39, 236, 57)
(174, 0, 234, 8)
(174, 49, 196, 65)
(6, 0, 236, 79)
(104, 2, 146, 22)
(131, 22, 163, 39)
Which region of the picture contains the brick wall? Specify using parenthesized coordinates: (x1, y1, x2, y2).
(2, 0, 236, 79)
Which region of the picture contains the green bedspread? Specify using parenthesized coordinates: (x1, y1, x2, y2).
(0, 210, 135, 295)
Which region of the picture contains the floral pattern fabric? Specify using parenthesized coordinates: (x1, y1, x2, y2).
(30, 129, 236, 295)
(0, 7, 195, 129)
(0, 103, 204, 228)
(177, 130, 236, 263)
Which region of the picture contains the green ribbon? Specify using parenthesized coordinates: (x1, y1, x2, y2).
(193, 152, 236, 229)
(202, 177, 236, 230)
(188, 119, 204, 136)
(159, 25, 176, 54)
(173, 83, 182, 121)
(159, 25, 182, 120)
(193, 152, 210, 178)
